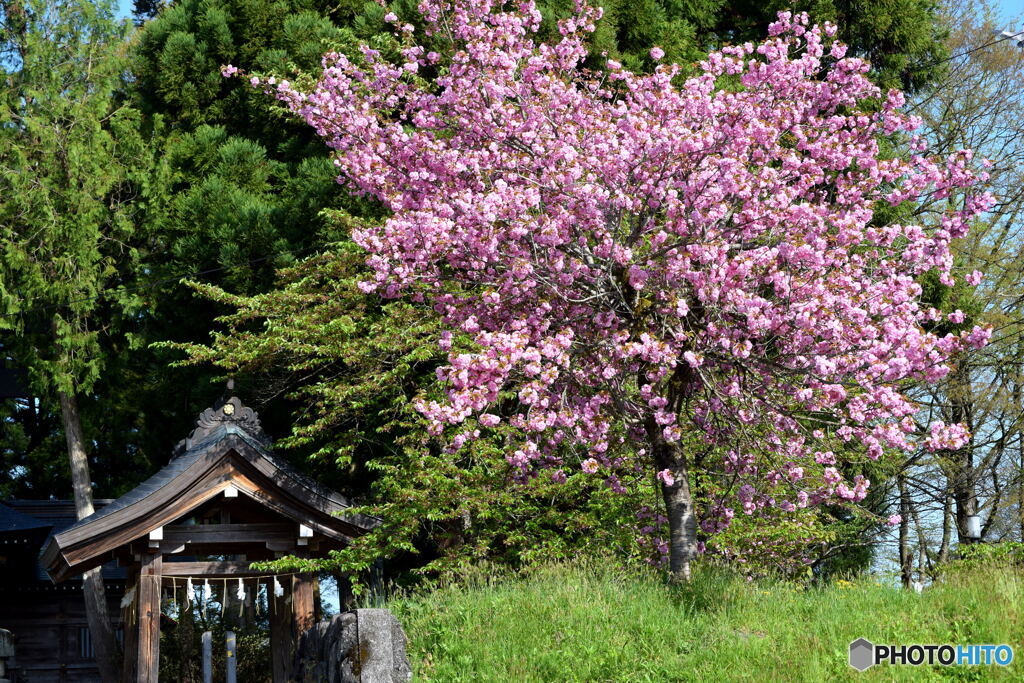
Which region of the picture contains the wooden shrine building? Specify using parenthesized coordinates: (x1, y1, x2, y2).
(1, 499, 127, 681)
(40, 391, 379, 682)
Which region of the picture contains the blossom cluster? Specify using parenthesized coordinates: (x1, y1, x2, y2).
(239, 0, 991, 539)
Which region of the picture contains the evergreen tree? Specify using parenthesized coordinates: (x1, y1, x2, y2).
(133, 0, 164, 23)
(0, 0, 382, 499)
(0, 1, 143, 679)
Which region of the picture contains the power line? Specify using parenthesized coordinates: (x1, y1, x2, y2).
(924, 30, 1023, 70)
(906, 29, 1023, 113)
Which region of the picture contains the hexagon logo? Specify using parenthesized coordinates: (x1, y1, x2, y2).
(849, 638, 875, 671)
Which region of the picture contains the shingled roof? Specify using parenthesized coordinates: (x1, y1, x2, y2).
(42, 392, 379, 583)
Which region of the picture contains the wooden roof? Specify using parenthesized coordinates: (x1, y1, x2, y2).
(42, 394, 379, 583)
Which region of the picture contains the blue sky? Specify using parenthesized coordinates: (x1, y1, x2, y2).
(996, 0, 1023, 24)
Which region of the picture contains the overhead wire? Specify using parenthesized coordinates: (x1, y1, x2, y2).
(904, 29, 1024, 113)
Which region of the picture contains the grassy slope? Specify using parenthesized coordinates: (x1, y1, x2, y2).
(388, 560, 1022, 681)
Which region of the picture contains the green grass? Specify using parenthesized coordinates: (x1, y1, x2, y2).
(387, 559, 1023, 681)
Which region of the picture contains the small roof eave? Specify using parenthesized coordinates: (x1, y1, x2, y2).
(43, 397, 380, 583)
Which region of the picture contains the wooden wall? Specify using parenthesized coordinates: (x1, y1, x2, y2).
(0, 585, 123, 682)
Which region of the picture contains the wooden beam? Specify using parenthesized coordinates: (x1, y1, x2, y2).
(161, 561, 263, 578)
(161, 522, 296, 546)
(265, 540, 297, 552)
(138, 540, 295, 558)
(137, 552, 162, 683)
(158, 542, 291, 556)
(156, 543, 187, 555)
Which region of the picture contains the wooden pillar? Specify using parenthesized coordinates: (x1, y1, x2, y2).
(221, 576, 233, 628)
(335, 571, 354, 612)
(136, 552, 162, 683)
(313, 574, 322, 622)
(58, 595, 68, 683)
(268, 577, 292, 683)
(243, 578, 257, 627)
(292, 572, 315, 636)
(121, 566, 139, 683)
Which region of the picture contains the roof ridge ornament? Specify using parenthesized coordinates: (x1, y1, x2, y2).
(172, 381, 269, 458)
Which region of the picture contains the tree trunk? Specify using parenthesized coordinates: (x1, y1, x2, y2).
(938, 492, 953, 565)
(947, 360, 978, 543)
(953, 465, 979, 544)
(911, 500, 928, 582)
(898, 475, 913, 589)
(1019, 450, 1024, 543)
(661, 470, 698, 582)
(647, 417, 698, 582)
(59, 390, 121, 683)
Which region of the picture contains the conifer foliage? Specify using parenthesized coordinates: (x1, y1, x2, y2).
(0, 1, 141, 678)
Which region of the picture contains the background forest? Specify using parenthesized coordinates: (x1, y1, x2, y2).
(1, 0, 1022, 609)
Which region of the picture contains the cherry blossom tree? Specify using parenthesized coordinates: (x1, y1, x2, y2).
(239, 0, 993, 580)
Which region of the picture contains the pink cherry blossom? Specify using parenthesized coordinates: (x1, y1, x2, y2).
(656, 469, 675, 487)
(924, 421, 971, 452)
(249, 1, 992, 577)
